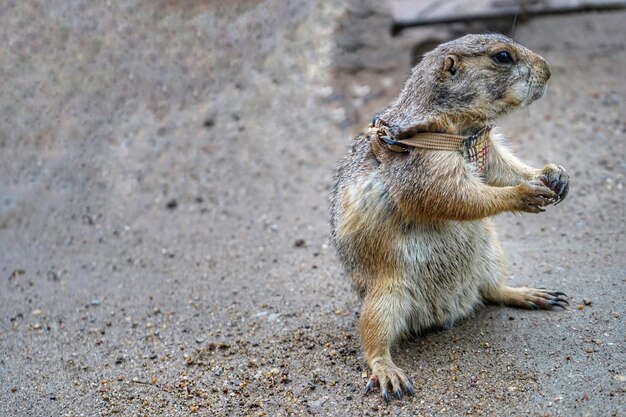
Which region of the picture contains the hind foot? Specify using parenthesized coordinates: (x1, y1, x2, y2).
(484, 285, 569, 310)
(364, 358, 415, 402)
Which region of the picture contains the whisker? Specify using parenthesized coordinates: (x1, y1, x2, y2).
(510, 5, 520, 39)
(524, 73, 533, 124)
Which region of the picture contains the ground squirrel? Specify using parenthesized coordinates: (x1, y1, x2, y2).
(330, 34, 570, 402)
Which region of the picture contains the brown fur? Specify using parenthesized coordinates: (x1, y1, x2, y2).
(330, 34, 570, 402)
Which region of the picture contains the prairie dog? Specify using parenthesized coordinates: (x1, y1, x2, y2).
(330, 34, 570, 402)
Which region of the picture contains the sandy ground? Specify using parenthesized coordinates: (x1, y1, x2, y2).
(0, 1, 624, 416)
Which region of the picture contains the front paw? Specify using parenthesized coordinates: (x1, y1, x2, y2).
(365, 359, 414, 402)
(517, 180, 557, 213)
(537, 164, 569, 205)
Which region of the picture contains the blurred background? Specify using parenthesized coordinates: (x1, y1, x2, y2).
(1, 1, 624, 415)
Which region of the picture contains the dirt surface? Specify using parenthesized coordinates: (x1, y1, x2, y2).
(1, 1, 624, 416)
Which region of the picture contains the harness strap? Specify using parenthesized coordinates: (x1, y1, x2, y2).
(367, 117, 492, 174)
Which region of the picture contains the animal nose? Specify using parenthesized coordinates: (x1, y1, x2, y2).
(539, 57, 551, 81)
(543, 61, 552, 81)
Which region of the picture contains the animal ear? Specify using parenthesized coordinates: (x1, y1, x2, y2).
(442, 54, 459, 77)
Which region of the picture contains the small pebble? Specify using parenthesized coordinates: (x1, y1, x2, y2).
(90, 299, 101, 306)
(32, 309, 42, 316)
(582, 298, 592, 306)
(196, 337, 205, 344)
(166, 199, 178, 210)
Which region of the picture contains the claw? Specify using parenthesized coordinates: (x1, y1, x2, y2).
(407, 384, 416, 396)
(364, 379, 377, 395)
(549, 300, 568, 309)
(554, 182, 563, 197)
(382, 390, 390, 403)
(394, 389, 403, 400)
(550, 178, 558, 188)
(555, 183, 569, 205)
(547, 291, 568, 298)
(552, 297, 569, 305)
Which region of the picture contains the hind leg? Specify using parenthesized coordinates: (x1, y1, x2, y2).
(479, 224, 568, 309)
(480, 222, 569, 310)
(482, 285, 569, 309)
(360, 286, 415, 402)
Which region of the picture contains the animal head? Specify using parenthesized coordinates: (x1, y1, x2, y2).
(395, 34, 551, 125)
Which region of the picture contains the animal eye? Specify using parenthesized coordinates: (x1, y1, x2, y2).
(492, 51, 514, 65)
